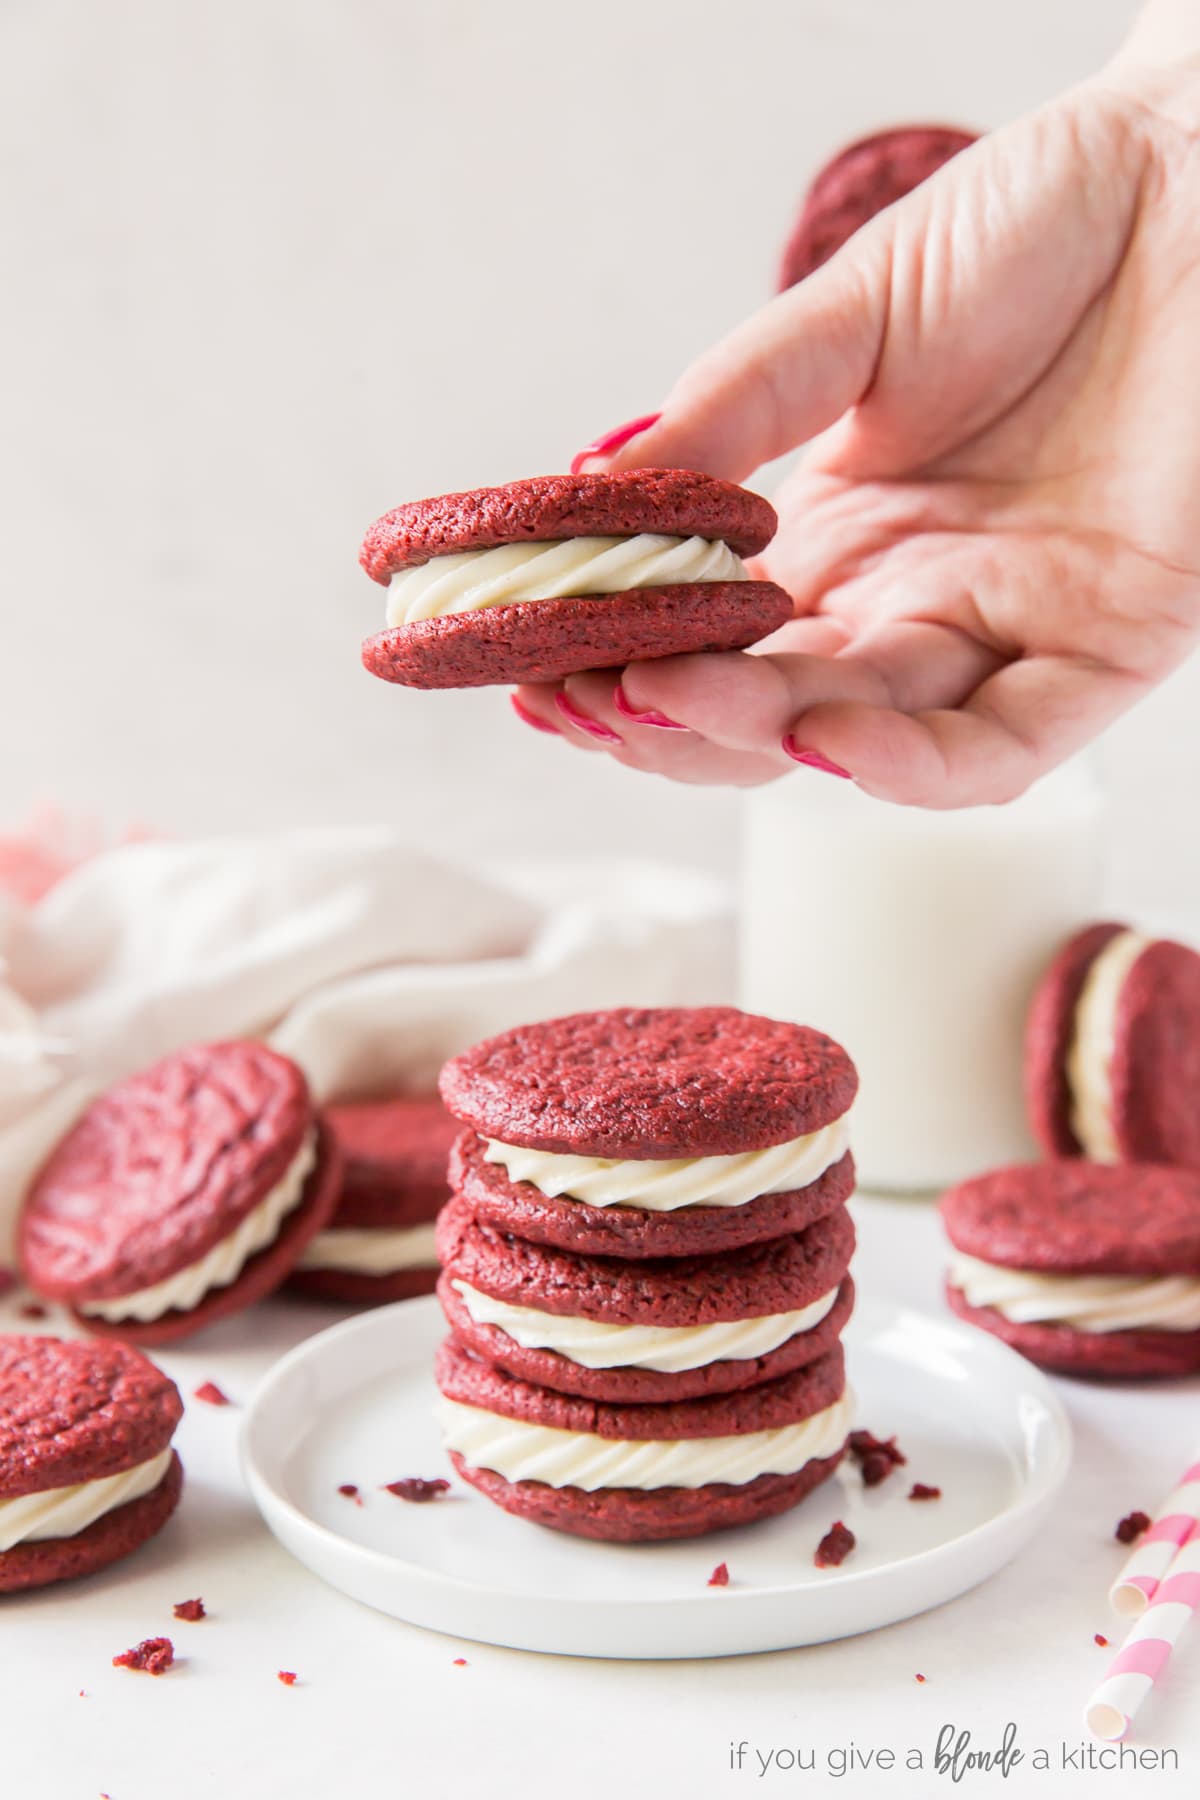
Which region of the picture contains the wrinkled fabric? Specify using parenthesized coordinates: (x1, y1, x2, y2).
(0, 830, 732, 1253)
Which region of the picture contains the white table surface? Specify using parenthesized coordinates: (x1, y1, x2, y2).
(7, 1194, 1198, 1800)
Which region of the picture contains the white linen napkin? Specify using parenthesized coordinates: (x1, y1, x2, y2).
(0, 829, 732, 1254)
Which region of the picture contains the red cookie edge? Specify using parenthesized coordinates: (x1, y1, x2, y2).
(0, 1450, 183, 1593)
(362, 581, 793, 690)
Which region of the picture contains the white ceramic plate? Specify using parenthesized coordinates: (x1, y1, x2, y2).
(241, 1295, 1070, 1659)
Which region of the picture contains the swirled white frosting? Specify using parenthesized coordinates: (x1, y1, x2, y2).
(297, 1221, 439, 1275)
(439, 1389, 853, 1491)
(386, 534, 748, 625)
(1065, 929, 1149, 1161)
(452, 1278, 840, 1372)
(79, 1130, 317, 1323)
(949, 1251, 1200, 1333)
(482, 1114, 850, 1212)
(0, 1447, 173, 1552)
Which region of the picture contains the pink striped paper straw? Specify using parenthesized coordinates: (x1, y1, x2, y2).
(1110, 1454, 1200, 1616)
(1087, 1535, 1200, 1740)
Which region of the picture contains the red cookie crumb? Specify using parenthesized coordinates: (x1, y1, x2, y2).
(113, 1636, 175, 1675)
(1095, 1633, 1109, 1647)
(915, 1673, 927, 1684)
(277, 1670, 298, 1686)
(909, 1483, 942, 1501)
(707, 1561, 730, 1588)
(193, 1381, 230, 1406)
(1115, 1510, 1152, 1544)
(861, 1453, 895, 1488)
(173, 1598, 205, 1621)
(848, 1429, 906, 1470)
(452, 1657, 468, 1666)
(337, 1483, 362, 1504)
(814, 1520, 856, 1568)
(382, 1477, 450, 1502)
(18, 1302, 48, 1320)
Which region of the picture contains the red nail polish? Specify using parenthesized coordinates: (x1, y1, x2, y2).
(555, 691, 623, 744)
(612, 685, 689, 731)
(510, 693, 561, 735)
(570, 412, 662, 476)
(781, 736, 851, 778)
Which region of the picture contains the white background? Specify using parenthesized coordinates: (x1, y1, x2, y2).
(2, 0, 1197, 913)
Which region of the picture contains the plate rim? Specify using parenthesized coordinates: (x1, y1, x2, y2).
(240, 1293, 1073, 1612)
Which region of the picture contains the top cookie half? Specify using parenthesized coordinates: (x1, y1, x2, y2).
(438, 1006, 858, 1161)
(360, 470, 791, 689)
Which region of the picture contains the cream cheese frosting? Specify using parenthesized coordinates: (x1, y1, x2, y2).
(451, 1279, 840, 1372)
(482, 1114, 851, 1213)
(439, 1389, 853, 1491)
(386, 534, 748, 626)
(0, 1447, 173, 1553)
(79, 1130, 317, 1323)
(296, 1221, 439, 1275)
(1065, 929, 1149, 1161)
(949, 1250, 1200, 1334)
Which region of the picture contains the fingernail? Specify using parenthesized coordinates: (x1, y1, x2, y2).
(781, 736, 851, 778)
(570, 412, 662, 476)
(612, 685, 689, 731)
(510, 693, 561, 736)
(555, 692, 624, 744)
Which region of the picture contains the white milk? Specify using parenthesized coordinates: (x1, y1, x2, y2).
(739, 761, 1105, 1192)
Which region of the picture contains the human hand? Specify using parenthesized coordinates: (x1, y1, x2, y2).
(515, 45, 1200, 805)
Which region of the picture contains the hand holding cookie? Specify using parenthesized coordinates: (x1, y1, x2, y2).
(517, 35, 1200, 806)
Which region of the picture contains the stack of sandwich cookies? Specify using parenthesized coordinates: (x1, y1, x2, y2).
(19, 1042, 341, 1344)
(0, 1334, 183, 1592)
(289, 1096, 456, 1304)
(435, 1006, 858, 1541)
(942, 1162, 1200, 1379)
(360, 471, 793, 689)
(1025, 922, 1200, 1168)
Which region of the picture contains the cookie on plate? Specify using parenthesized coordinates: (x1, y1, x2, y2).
(941, 1161, 1200, 1378)
(437, 1190, 855, 1402)
(19, 1042, 341, 1344)
(439, 1005, 856, 1254)
(289, 1095, 456, 1304)
(437, 1336, 851, 1542)
(0, 1334, 183, 1592)
(1025, 923, 1200, 1168)
(449, 1125, 855, 1261)
(359, 470, 792, 688)
(778, 124, 977, 290)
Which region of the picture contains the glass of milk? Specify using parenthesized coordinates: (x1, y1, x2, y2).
(739, 759, 1105, 1194)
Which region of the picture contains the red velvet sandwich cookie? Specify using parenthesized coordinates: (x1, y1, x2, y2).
(0, 1334, 183, 1592)
(1025, 923, 1200, 1170)
(941, 1161, 1200, 1378)
(20, 1041, 341, 1345)
(360, 470, 792, 689)
(437, 1190, 854, 1401)
(778, 125, 977, 290)
(288, 1095, 456, 1305)
(449, 1126, 855, 1260)
(436, 1335, 850, 1542)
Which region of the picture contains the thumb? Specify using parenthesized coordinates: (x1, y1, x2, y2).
(579, 220, 893, 484)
